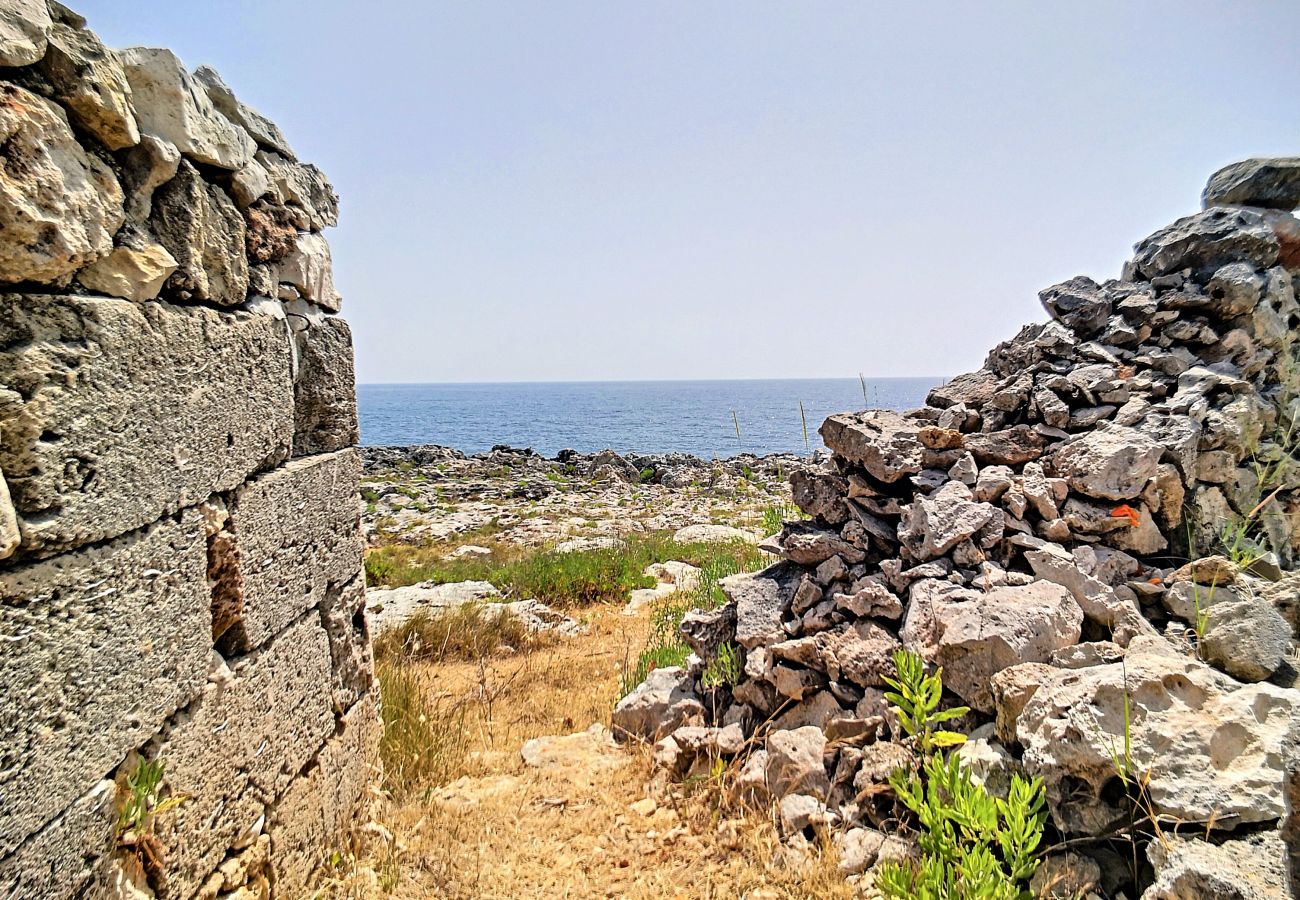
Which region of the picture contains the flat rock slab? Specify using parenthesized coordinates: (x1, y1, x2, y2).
(0, 294, 293, 560)
(366, 580, 583, 637)
(0, 513, 210, 859)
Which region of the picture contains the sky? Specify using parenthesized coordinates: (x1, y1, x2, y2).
(85, 1, 1300, 385)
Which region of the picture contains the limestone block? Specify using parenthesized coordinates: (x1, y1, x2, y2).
(0, 0, 51, 68)
(37, 20, 140, 150)
(0, 83, 124, 286)
(0, 294, 293, 559)
(270, 695, 380, 896)
(0, 514, 210, 858)
(150, 160, 249, 306)
(154, 613, 335, 899)
(293, 315, 359, 456)
(221, 449, 363, 650)
(321, 575, 374, 713)
(118, 47, 254, 171)
(279, 232, 341, 311)
(0, 781, 117, 900)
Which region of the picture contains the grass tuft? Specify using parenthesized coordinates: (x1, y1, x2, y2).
(373, 603, 548, 664)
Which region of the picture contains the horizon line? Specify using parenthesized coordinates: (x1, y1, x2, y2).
(356, 374, 950, 388)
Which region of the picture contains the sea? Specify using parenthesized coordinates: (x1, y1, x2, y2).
(357, 377, 943, 458)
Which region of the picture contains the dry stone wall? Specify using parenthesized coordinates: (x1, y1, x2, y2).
(0, 4, 374, 899)
(617, 159, 1300, 897)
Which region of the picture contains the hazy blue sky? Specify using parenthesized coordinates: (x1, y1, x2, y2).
(86, 1, 1300, 384)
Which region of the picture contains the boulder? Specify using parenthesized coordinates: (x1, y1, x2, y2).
(193, 65, 295, 159)
(150, 160, 249, 306)
(1016, 637, 1300, 835)
(0, 83, 124, 286)
(119, 133, 180, 221)
(778, 522, 864, 565)
(257, 150, 339, 231)
(1203, 157, 1300, 211)
(901, 579, 1082, 712)
(679, 603, 736, 660)
(1130, 207, 1279, 279)
(279, 231, 341, 311)
(1049, 424, 1164, 501)
(76, 232, 176, 301)
(765, 726, 829, 799)
(37, 21, 139, 150)
(819, 411, 923, 483)
(1026, 546, 1157, 644)
(723, 565, 798, 650)
(119, 47, 255, 170)
(611, 667, 704, 741)
(1039, 276, 1111, 336)
(1142, 832, 1289, 900)
(897, 480, 996, 561)
(0, 0, 50, 67)
(1200, 596, 1292, 682)
(962, 425, 1046, 466)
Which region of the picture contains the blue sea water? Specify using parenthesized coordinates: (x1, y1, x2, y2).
(357, 377, 943, 458)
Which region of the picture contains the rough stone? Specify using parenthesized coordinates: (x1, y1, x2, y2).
(257, 151, 339, 231)
(0, 474, 17, 561)
(1203, 157, 1300, 211)
(962, 426, 1047, 466)
(1143, 832, 1289, 900)
(0, 0, 50, 67)
(220, 450, 363, 650)
(279, 231, 341, 312)
(765, 727, 829, 800)
(150, 159, 250, 305)
(1016, 637, 1300, 835)
(292, 315, 359, 456)
(1039, 276, 1111, 336)
(119, 46, 255, 170)
(38, 21, 139, 149)
(119, 133, 180, 221)
(1026, 546, 1156, 644)
(320, 576, 373, 713)
(154, 613, 336, 899)
(0, 780, 116, 900)
(898, 480, 996, 561)
(0, 295, 293, 558)
(725, 564, 799, 649)
(1200, 595, 1292, 682)
(0, 514, 210, 858)
(1049, 424, 1164, 500)
(819, 411, 923, 483)
(1131, 206, 1280, 279)
(901, 579, 1082, 712)
(612, 667, 704, 741)
(76, 232, 177, 301)
(193, 65, 295, 159)
(0, 83, 124, 285)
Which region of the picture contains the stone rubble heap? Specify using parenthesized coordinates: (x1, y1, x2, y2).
(0, 4, 373, 899)
(617, 159, 1300, 897)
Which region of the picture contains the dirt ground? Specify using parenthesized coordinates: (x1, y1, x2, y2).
(320, 604, 853, 900)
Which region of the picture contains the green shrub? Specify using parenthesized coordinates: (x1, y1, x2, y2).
(701, 641, 741, 689)
(883, 649, 969, 753)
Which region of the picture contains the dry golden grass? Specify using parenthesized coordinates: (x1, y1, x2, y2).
(320, 603, 855, 899)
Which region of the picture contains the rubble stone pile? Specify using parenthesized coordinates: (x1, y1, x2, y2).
(0, 4, 372, 898)
(617, 159, 1300, 897)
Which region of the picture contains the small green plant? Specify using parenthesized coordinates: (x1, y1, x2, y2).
(878, 754, 1047, 900)
(639, 467, 655, 484)
(883, 649, 969, 753)
(701, 641, 742, 689)
(118, 759, 185, 839)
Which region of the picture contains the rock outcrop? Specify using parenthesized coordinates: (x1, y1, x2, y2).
(0, 6, 370, 900)
(624, 158, 1300, 897)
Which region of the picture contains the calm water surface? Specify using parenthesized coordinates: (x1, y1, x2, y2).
(358, 378, 943, 457)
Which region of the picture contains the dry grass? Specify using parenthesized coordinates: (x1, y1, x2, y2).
(320, 603, 855, 899)
(373, 604, 550, 664)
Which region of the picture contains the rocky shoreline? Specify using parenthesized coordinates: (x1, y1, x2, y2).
(360, 443, 818, 548)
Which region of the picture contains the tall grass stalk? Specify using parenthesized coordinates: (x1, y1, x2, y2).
(798, 401, 809, 450)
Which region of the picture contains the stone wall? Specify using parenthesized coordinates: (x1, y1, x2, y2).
(617, 159, 1300, 896)
(0, 4, 375, 898)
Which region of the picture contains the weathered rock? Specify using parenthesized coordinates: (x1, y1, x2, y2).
(38, 21, 139, 150)
(292, 315, 360, 456)
(0, 0, 50, 67)
(119, 47, 255, 170)
(679, 603, 736, 660)
(779, 522, 865, 566)
(820, 411, 923, 483)
(1040, 276, 1111, 336)
(280, 231, 341, 311)
(1026, 546, 1156, 644)
(0, 474, 18, 561)
(612, 667, 704, 740)
(1203, 157, 1300, 211)
(1131, 206, 1280, 279)
(0, 780, 116, 900)
(898, 480, 996, 561)
(765, 726, 829, 799)
(724, 564, 798, 649)
(119, 132, 180, 221)
(1016, 637, 1300, 835)
(673, 523, 757, 544)
(320, 576, 373, 713)
(257, 150, 339, 231)
(963, 425, 1046, 466)
(1206, 262, 1267, 316)
(0, 513, 210, 858)
(1030, 852, 1102, 900)
(1142, 832, 1289, 900)
(901, 579, 1082, 712)
(1049, 424, 1164, 500)
(0, 295, 293, 558)
(76, 232, 177, 301)
(150, 159, 250, 305)
(193, 64, 295, 159)
(0, 83, 124, 285)
(1200, 595, 1292, 682)
(834, 827, 886, 876)
(833, 578, 903, 620)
